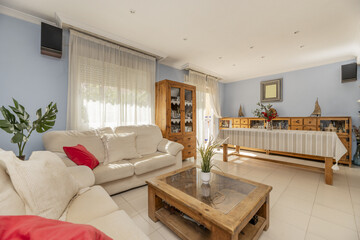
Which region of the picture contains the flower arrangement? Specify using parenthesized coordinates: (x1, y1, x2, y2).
(253, 102, 278, 122)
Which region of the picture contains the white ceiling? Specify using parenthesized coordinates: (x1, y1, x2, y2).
(1, 0, 360, 82)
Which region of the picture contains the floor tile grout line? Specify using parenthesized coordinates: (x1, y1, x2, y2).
(304, 169, 321, 239)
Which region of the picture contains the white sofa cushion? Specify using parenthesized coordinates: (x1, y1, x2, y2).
(65, 185, 119, 223)
(3, 151, 79, 219)
(93, 161, 134, 185)
(158, 138, 184, 156)
(43, 129, 107, 162)
(102, 133, 141, 164)
(128, 152, 176, 175)
(0, 151, 26, 215)
(87, 210, 149, 240)
(115, 125, 163, 155)
(66, 166, 95, 189)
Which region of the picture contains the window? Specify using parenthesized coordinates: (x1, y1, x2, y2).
(68, 30, 156, 130)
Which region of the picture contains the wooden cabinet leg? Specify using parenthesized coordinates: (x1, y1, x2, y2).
(223, 144, 228, 162)
(148, 186, 162, 222)
(325, 157, 333, 185)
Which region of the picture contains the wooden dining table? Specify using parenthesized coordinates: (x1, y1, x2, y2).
(218, 128, 348, 185)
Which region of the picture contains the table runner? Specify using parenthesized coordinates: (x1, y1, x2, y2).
(218, 128, 347, 170)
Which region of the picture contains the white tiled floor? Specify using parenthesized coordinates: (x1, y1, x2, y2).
(111, 152, 360, 240)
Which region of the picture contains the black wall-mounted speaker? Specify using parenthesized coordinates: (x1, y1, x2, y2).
(41, 22, 62, 58)
(341, 63, 357, 83)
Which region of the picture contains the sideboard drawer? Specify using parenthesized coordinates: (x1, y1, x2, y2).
(241, 125, 249, 128)
(233, 124, 241, 128)
(233, 119, 241, 124)
(240, 119, 249, 125)
(304, 126, 316, 131)
(291, 118, 303, 126)
(304, 118, 316, 126)
(290, 126, 303, 130)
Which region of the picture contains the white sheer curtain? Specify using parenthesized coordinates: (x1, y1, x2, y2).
(185, 70, 222, 144)
(67, 30, 156, 130)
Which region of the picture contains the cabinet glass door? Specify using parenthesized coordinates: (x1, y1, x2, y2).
(318, 119, 348, 134)
(184, 89, 194, 133)
(170, 87, 181, 133)
(250, 119, 265, 129)
(272, 119, 289, 130)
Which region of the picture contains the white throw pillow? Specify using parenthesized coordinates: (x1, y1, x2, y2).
(2, 151, 79, 219)
(102, 133, 141, 165)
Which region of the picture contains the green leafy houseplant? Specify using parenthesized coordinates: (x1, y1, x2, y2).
(197, 137, 226, 173)
(0, 98, 58, 159)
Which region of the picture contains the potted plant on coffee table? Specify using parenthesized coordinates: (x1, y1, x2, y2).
(197, 137, 227, 184)
(0, 98, 58, 160)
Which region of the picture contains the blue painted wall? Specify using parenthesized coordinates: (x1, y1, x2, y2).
(0, 14, 69, 157)
(156, 63, 185, 82)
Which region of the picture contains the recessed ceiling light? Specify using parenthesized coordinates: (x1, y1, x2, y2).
(250, 46, 254, 49)
(294, 30, 300, 35)
(183, 38, 188, 41)
(300, 45, 305, 48)
(129, 9, 136, 14)
(218, 57, 222, 59)
(261, 56, 265, 59)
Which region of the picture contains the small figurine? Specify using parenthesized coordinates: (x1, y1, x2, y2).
(238, 105, 244, 117)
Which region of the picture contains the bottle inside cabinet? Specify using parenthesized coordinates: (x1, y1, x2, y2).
(184, 89, 193, 133)
(171, 87, 181, 133)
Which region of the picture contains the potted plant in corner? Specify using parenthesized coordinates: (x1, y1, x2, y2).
(0, 98, 58, 160)
(197, 137, 227, 184)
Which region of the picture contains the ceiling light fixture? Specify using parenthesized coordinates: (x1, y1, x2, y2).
(300, 45, 305, 48)
(261, 56, 265, 59)
(129, 9, 136, 14)
(233, 64, 236, 66)
(293, 30, 300, 34)
(183, 38, 188, 41)
(218, 57, 222, 59)
(250, 46, 254, 49)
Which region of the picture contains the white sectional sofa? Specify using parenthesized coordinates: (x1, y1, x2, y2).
(42, 125, 184, 195)
(0, 154, 149, 240)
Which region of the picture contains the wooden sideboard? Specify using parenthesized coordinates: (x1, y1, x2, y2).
(156, 80, 197, 160)
(219, 117, 352, 166)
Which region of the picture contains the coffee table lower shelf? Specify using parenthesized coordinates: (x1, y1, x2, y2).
(155, 207, 266, 240)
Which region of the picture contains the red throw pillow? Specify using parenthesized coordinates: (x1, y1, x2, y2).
(0, 215, 112, 240)
(63, 144, 99, 169)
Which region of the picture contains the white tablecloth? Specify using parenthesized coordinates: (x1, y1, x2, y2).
(218, 128, 347, 170)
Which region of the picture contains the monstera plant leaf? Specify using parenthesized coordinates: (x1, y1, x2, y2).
(33, 102, 58, 133)
(0, 99, 58, 157)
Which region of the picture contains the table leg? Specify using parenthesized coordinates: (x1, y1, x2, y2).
(223, 144, 228, 162)
(258, 195, 270, 231)
(325, 157, 333, 185)
(148, 185, 163, 222)
(211, 225, 237, 240)
(235, 145, 240, 153)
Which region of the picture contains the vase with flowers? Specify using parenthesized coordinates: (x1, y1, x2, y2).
(253, 102, 278, 130)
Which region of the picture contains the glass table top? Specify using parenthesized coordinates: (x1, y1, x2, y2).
(164, 168, 256, 214)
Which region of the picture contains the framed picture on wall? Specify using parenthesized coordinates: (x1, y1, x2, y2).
(260, 78, 283, 102)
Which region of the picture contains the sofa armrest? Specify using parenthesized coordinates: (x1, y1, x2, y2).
(157, 138, 184, 156)
(66, 166, 95, 189)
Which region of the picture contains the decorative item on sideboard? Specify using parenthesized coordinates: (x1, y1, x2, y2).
(253, 102, 278, 130)
(310, 98, 322, 117)
(0, 98, 58, 160)
(238, 105, 244, 117)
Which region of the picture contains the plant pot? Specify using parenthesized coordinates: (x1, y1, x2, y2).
(17, 155, 25, 160)
(201, 183, 211, 197)
(201, 171, 211, 184)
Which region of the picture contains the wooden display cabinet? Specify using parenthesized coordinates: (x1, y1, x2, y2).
(219, 116, 352, 166)
(156, 80, 196, 160)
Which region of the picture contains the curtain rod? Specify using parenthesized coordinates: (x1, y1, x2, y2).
(188, 69, 221, 80)
(68, 28, 159, 59)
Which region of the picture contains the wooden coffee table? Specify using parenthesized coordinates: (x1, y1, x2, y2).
(146, 166, 272, 240)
